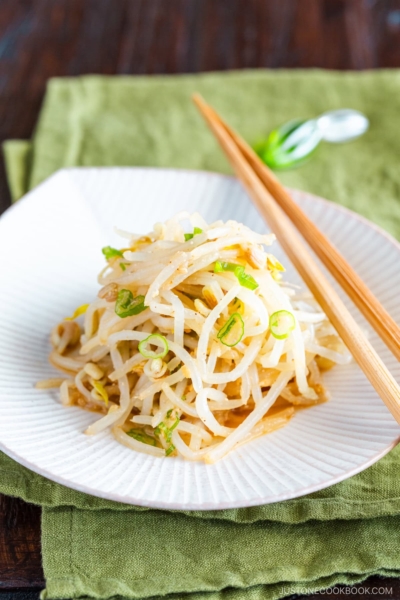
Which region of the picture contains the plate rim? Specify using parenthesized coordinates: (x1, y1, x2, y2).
(0, 166, 399, 510)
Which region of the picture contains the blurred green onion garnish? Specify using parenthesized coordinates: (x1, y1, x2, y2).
(254, 119, 322, 170)
(254, 109, 369, 170)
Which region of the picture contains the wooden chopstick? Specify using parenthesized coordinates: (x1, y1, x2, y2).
(197, 97, 400, 363)
(193, 93, 400, 424)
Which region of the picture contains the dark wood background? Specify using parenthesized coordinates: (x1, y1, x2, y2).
(2, 0, 400, 598)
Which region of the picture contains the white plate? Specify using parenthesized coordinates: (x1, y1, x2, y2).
(0, 167, 399, 510)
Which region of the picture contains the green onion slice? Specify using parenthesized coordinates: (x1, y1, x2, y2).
(184, 227, 203, 241)
(217, 313, 244, 347)
(126, 429, 157, 447)
(155, 414, 180, 443)
(253, 119, 321, 170)
(214, 261, 237, 273)
(165, 444, 176, 456)
(154, 423, 164, 437)
(214, 261, 259, 290)
(102, 246, 124, 260)
(139, 334, 169, 359)
(115, 289, 147, 318)
(236, 270, 258, 290)
(120, 263, 127, 271)
(269, 310, 296, 339)
(167, 417, 179, 441)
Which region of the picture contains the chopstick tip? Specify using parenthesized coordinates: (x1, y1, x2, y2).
(192, 93, 207, 110)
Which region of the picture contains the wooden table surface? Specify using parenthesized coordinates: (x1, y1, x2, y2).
(1, 1, 400, 598)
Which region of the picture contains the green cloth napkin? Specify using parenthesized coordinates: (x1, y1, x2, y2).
(2, 70, 400, 599)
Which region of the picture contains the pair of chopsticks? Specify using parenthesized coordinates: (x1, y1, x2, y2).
(193, 94, 400, 425)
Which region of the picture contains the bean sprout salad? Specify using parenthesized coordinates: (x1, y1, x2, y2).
(39, 213, 351, 463)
